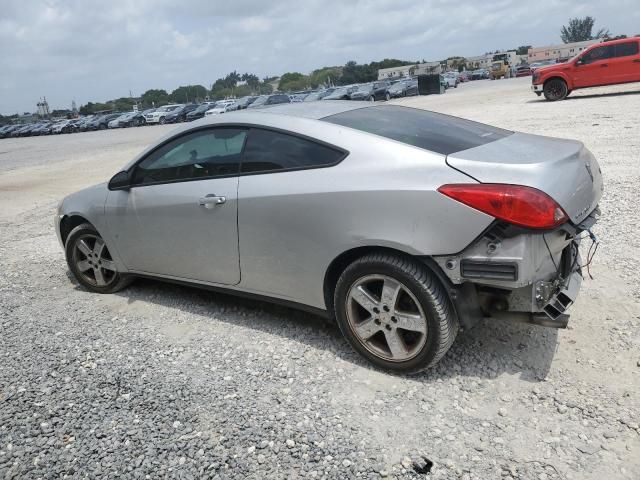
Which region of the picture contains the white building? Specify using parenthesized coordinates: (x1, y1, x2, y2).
(465, 54, 493, 69)
(377, 64, 416, 80)
(527, 39, 602, 62)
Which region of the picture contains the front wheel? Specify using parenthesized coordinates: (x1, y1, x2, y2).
(367, 95, 374, 102)
(334, 253, 458, 374)
(543, 78, 568, 101)
(65, 223, 133, 294)
(159, 117, 166, 125)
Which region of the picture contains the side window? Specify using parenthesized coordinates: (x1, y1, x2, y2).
(241, 129, 344, 174)
(132, 128, 247, 185)
(581, 45, 613, 64)
(614, 41, 639, 58)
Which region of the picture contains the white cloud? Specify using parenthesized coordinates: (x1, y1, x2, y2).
(0, 0, 637, 113)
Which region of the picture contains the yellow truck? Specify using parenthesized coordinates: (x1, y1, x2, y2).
(490, 53, 511, 80)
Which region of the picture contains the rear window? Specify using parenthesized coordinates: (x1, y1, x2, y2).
(322, 105, 512, 155)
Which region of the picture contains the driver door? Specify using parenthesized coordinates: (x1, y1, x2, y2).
(105, 128, 247, 285)
(573, 44, 615, 88)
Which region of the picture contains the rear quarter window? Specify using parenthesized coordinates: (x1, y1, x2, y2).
(322, 105, 512, 155)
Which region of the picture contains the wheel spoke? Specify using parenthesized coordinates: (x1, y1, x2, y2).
(393, 312, 427, 334)
(94, 268, 106, 286)
(354, 318, 382, 340)
(350, 285, 379, 313)
(100, 259, 116, 271)
(384, 330, 407, 359)
(93, 238, 106, 257)
(380, 278, 401, 308)
(76, 260, 92, 272)
(76, 239, 92, 256)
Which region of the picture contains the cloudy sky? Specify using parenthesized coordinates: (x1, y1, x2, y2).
(1, 0, 638, 114)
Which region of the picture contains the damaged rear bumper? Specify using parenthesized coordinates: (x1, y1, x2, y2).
(434, 214, 597, 329)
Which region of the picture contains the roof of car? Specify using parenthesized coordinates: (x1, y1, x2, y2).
(246, 101, 370, 120)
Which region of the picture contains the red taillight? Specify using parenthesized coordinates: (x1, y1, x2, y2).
(437, 184, 568, 229)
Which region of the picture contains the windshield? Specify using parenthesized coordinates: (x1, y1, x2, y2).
(356, 84, 372, 92)
(322, 105, 512, 155)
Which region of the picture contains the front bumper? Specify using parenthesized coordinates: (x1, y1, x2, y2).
(531, 83, 543, 93)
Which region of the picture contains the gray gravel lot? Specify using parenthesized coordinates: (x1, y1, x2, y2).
(1, 78, 639, 479)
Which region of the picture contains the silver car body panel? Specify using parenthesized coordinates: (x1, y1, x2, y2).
(447, 132, 603, 224)
(56, 102, 599, 316)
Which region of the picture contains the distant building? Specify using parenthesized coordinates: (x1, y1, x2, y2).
(465, 54, 492, 69)
(377, 64, 417, 80)
(528, 39, 602, 62)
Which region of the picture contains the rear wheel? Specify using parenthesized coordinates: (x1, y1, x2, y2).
(334, 253, 458, 374)
(65, 223, 133, 294)
(543, 78, 568, 101)
(367, 95, 374, 102)
(385, 92, 391, 101)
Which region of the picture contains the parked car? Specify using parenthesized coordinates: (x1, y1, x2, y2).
(471, 69, 488, 80)
(145, 105, 183, 124)
(304, 89, 335, 102)
(247, 94, 291, 108)
(234, 96, 258, 110)
(515, 64, 532, 77)
(204, 100, 239, 116)
(349, 81, 391, 101)
(532, 37, 640, 101)
(323, 86, 359, 100)
(51, 120, 75, 134)
(442, 74, 458, 89)
(164, 104, 199, 123)
(458, 71, 471, 82)
(386, 79, 419, 99)
(30, 122, 53, 136)
(186, 102, 218, 121)
(88, 113, 122, 130)
(443, 72, 460, 88)
(529, 59, 557, 72)
(12, 124, 35, 137)
(0, 125, 21, 138)
(56, 102, 602, 374)
(108, 112, 135, 129)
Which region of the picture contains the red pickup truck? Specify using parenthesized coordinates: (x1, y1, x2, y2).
(532, 37, 640, 101)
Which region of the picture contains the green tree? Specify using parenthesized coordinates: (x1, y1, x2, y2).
(515, 45, 531, 55)
(279, 72, 308, 91)
(170, 85, 208, 103)
(141, 89, 170, 107)
(560, 16, 610, 43)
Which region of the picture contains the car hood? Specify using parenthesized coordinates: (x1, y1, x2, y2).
(446, 132, 603, 224)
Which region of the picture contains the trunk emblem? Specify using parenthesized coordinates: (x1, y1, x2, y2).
(585, 163, 594, 182)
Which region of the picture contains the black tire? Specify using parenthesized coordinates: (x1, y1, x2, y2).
(543, 78, 568, 101)
(367, 95, 374, 102)
(65, 223, 133, 294)
(334, 253, 458, 374)
(385, 92, 391, 101)
(99, 123, 106, 130)
(159, 116, 166, 125)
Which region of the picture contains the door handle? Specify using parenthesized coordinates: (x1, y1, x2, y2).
(633, 59, 640, 63)
(199, 194, 226, 208)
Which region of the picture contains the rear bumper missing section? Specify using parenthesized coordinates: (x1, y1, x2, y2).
(436, 223, 587, 329)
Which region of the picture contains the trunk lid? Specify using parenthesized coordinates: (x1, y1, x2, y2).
(446, 132, 603, 224)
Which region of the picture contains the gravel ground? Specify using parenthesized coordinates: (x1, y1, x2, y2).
(1, 78, 639, 479)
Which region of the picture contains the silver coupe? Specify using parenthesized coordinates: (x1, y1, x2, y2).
(56, 102, 603, 373)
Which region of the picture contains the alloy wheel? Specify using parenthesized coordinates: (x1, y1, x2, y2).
(346, 274, 428, 362)
(72, 234, 117, 287)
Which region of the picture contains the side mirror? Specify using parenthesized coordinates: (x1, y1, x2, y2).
(575, 59, 584, 66)
(108, 170, 131, 191)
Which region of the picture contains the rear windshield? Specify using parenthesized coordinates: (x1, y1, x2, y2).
(322, 105, 512, 155)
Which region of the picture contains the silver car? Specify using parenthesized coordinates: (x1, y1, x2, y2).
(56, 102, 603, 373)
